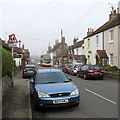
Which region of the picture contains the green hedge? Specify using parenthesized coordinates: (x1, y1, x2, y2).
(1, 46, 13, 77)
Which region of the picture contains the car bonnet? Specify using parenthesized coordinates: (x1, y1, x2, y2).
(35, 82, 78, 94)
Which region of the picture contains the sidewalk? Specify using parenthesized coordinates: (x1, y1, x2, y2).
(2, 71, 31, 119)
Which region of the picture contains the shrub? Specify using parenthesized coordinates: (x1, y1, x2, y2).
(110, 66, 118, 71)
(103, 64, 118, 72)
(1, 47, 13, 77)
(102, 65, 111, 71)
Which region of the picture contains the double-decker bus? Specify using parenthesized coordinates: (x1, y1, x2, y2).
(40, 54, 51, 67)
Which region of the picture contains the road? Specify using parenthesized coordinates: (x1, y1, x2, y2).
(31, 66, 118, 119)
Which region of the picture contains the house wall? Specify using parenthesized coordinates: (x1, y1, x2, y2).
(14, 58, 21, 67)
(104, 26, 118, 67)
(92, 32, 103, 64)
(74, 47, 82, 55)
(83, 37, 93, 64)
(118, 25, 120, 68)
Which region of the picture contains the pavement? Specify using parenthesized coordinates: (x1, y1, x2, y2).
(2, 70, 32, 119)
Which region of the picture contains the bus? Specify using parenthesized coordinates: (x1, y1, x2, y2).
(40, 54, 51, 67)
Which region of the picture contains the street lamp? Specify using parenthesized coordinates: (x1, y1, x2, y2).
(19, 40, 21, 70)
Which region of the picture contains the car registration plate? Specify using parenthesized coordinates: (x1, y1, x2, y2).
(94, 72, 100, 74)
(28, 71, 33, 72)
(53, 99, 68, 104)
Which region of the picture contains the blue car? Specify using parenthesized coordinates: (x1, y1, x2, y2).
(30, 69, 80, 109)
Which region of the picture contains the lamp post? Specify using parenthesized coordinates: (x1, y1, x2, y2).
(19, 40, 21, 70)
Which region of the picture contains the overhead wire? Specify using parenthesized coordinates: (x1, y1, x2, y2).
(19, 0, 63, 34)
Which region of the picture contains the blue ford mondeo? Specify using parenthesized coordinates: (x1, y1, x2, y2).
(30, 69, 80, 109)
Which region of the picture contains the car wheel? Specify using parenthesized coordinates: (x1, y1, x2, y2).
(83, 74, 87, 80)
(74, 101, 79, 106)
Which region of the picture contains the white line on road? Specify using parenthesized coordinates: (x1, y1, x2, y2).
(84, 88, 116, 104)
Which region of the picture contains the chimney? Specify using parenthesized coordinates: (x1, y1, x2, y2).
(22, 43, 24, 49)
(55, 40, 59, 45)
(73, 37, 78, 45)
(109, 8, 119, 21)
(48, 45, 52, 53)
(87, 28, 93, 36)
(117, 8, 119, 14)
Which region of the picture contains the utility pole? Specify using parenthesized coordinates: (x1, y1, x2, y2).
(61, 29, 63, 64)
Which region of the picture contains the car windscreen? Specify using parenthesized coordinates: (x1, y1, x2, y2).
(36, 72, 70, 84)
(89, 66, 100, 70)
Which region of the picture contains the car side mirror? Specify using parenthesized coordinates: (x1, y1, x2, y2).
(69, 78, 72, 81)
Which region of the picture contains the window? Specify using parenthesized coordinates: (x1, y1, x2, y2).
(109, 30, 114, 43)
(88, 39, 90, 48)
(109, 53, 113, 65)
(76, 49, 78, 55)
(96, 35, 99, 46)
(102, 58, 107, 66)
(88, 55, 90, 64)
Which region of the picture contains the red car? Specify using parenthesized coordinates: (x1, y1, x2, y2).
(77, 65, 104, 80)
(62, 63, 73, 73)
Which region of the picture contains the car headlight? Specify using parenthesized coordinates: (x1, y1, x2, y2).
(70, 89, 79, 96)
(38, 92, 50, 98)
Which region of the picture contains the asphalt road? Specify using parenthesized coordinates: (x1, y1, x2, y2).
(31, 66, 118, 119)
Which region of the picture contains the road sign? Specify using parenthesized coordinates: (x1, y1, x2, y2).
(8, 43, 17, 47)
(8, 34, 18, 43)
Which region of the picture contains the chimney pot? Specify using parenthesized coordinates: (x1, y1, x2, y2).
(117, 8, 119, 14)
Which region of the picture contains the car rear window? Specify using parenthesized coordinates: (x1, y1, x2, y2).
(89, 66, 100, 70)
(76, 64, 83, 68)
(25, 67, 35, 71)
(67, 64, 72, 66)
(36, 72, 69, 84)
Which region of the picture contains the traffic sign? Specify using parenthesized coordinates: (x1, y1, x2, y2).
(8, 34, 18, 43)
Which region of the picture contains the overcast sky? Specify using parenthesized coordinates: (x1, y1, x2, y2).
(0, 0, 120, 57)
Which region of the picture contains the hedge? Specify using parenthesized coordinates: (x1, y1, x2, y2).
(1, 46, 13, 77)
(102, 64, 118, 72)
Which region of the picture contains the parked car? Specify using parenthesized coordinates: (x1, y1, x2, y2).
(22, 64, 37, 78)
(69, 63, 84, 76)
(30, 69, 80, 109)
(62, 63, 73, 73)
(67, 64, 74, 74)
(77, 65, 104, 80)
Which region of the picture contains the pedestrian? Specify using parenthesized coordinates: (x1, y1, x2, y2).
(58, 61, 59, 68)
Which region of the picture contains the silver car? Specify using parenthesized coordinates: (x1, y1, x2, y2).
(69, 63, 84, 76)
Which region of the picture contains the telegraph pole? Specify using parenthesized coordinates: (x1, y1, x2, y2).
(61, 29, 63, 64)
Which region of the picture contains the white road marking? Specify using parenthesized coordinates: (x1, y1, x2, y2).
(85, 88, 116, 104)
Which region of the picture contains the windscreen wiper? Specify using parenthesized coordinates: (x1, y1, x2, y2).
(41, 82, 57, 84)
(63, 81, 70, 82)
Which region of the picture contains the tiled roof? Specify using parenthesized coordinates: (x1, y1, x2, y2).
(58, 50, 68, 57)
(50, 43, 61, 52)
(84, 14, 120, 39)
(72, 40, 84, 49)
(97, 50, 108, 58)
(73, 55, 80, 60)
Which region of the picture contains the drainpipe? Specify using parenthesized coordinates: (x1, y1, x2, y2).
(102, 32, 104, 50)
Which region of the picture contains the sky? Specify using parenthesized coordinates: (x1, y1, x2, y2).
(0, 0, 120, 58)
